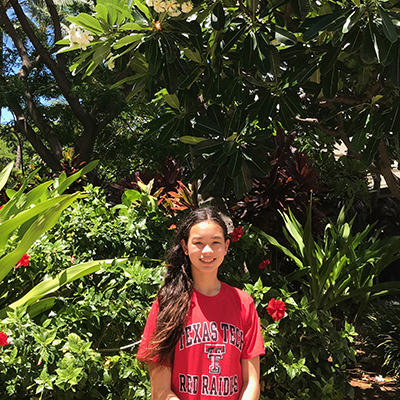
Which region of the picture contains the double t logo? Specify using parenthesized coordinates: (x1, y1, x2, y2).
(204, 344, 226, 374)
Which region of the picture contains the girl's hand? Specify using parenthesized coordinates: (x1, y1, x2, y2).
(149, 362, 181, 400)
(238, 356, 261, 400)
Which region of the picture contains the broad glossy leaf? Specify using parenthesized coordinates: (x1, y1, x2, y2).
(233, 162, 253, 198)
(193, 118, 224, 136)
(161, 36, 179, 64)
(120, 22, 148, 30)
(320, 45, 341, 74)
(113, 34, 144, 49)
(322, 66, 339, 99)
(146, 38, 163, 76)
(180, 136, 207, 145)
(194, 139, 223, 155)
(362, 135, 380, 165)
(211, 3, 225, 31)
(351, 130, 367, 152)
(93, 42, 111, 65)
(134, 0, 152, 20)
(255, 32, 271, 74)
(56, 160, 99, 195)
(162, 92, 180, 110)
(378, 5, 398, 44)
(0, 193, 83, 283)
(158, 119, 179, 143)
(243, 146, 270, 177)
(343, 25, 363, 54)
(241, 32, 256, 69)
(302, 9, 348, 41)
(270, 25, 297, 46)
(67, 14, 104, 34)
(220, 25, 246, 54)
(227, 150, 242, 178)
(0, 162, 13, 192)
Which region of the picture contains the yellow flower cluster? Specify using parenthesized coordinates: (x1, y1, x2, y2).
(146, 0, 193, 16)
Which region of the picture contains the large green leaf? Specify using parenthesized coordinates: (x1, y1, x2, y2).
(378, 5, 398, 44)
(67, 14, 104, 34)
(0, 162, 13, 192)
(0, 193, 83, 283)
(302, 10, 348, 41)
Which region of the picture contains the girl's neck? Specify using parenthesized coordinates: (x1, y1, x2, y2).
(193, 278, 221, 297)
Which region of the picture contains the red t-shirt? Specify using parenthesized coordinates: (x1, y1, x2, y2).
(137, 282, 265, 399)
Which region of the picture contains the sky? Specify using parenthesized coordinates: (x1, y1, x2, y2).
(1, 108, 14, 124)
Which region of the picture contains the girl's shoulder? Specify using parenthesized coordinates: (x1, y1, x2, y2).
(222, 282, 255, 307)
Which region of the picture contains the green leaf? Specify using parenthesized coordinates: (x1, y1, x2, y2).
(303, 10, 348, 41)
(113, 34, 145, 49)
(232, 162, 253, 198)
(227, 150, 242, 178)
(220, 25, 247, 54)
(162, 92, 180, 110)
(133, 0, 152, 21)
(378, 5, 398, 44)
(0, 193, 84, 284)
(0, 162, 13, 192)
(180, 136, 207, 145)
(320, 45, 341, 75)
(322, 66, 339, 99)
(193, 118, 224, 136)
(211, 3, 225, 31)
(67, 14, 104, 34)
(56, 160, 99, 195)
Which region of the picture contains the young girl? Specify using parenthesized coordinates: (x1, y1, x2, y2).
(137, 207, 265, 400)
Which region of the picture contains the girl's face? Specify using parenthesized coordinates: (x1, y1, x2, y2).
(181, 220, 230, 278)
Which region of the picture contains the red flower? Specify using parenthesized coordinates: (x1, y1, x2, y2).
(168, 224, 177, 230)
(0, 205, 4, 210)
(15, 254, 29, 269)
(70, 256, 75, 263)
(231, 226, 243, 242)
(266, 298, 286, 321)
(0, 332, 10, 346)
(258, 259, 271, 269)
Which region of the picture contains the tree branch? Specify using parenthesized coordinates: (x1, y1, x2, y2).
(9, 0, 93, 130)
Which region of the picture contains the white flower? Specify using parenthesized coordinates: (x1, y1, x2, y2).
(181, 1, 193, 13)
(146, 0, 154, 6)
(107, 59, 115, 70)
(67, 23, 94, 50)
(153, 0, 167, 12)
(165, 0, 181, 16)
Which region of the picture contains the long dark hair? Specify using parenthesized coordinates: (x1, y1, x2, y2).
(146, 207, 228, 365)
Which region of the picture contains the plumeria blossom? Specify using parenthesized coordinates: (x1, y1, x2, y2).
(15, 254, 29, 269)
(266, 298, 286, 321)
(68, 23, 94, 50)
(0, 332, 10, 346)
(165, 0, 181, 16)
(153, 0, 167, 13)
(181, 1, 193, 13)
(231, 226, 243, 242)
(146, 0, 154, 6)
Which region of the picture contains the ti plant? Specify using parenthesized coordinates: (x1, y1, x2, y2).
(255, 201, 400, 321)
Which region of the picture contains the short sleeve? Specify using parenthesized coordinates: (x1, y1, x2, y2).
(136, 299, 159, 363)
(241, 298, 265, 360)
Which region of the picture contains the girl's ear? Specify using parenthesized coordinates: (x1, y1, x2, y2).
(181, 239, 188, 255)
(225, 239, 230, 255)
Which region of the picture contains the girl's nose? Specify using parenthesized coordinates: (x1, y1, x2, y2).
(202, 244, 213, 253)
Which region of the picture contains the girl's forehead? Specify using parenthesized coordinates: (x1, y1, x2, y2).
(188, 220, 224, 237)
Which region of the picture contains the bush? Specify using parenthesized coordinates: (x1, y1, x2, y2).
(1, 184, 359, 399)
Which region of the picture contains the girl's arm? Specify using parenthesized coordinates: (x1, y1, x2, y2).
(238, 356, 261, 400)
(149, 362, 181, 400)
